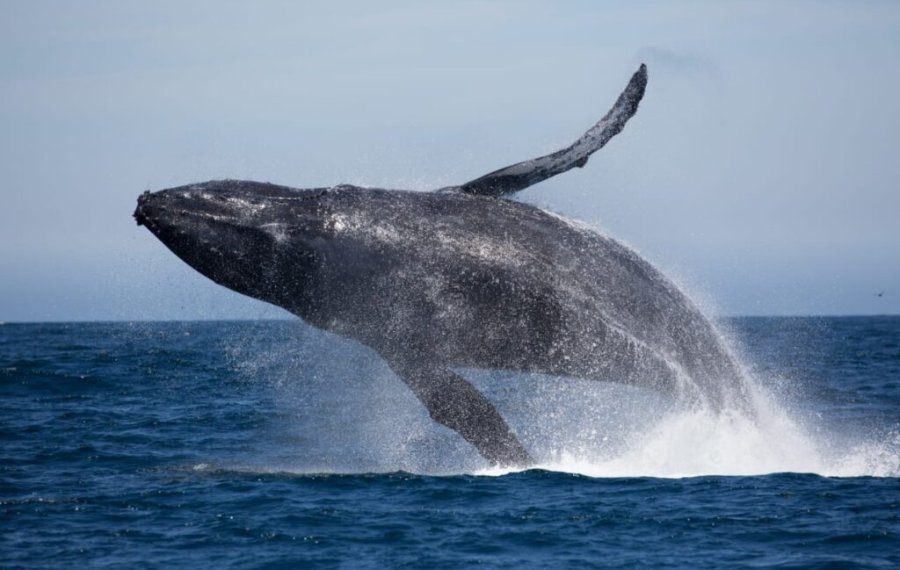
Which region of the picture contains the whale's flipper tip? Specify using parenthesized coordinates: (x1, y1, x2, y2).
(449, 64, 648, 198)
(387, 359, 533, 468)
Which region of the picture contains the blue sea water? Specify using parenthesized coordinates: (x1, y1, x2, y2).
(2, 317, 898, 568)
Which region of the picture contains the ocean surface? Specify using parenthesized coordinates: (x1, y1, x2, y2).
(2, 317, 898, 568)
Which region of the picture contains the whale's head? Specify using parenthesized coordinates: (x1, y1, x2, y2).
(134, 180, 337, 313)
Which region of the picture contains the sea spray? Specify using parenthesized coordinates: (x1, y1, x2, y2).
(225, 317, 897, 478)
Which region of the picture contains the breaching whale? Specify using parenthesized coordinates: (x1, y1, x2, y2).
(134, 64, 749, 467)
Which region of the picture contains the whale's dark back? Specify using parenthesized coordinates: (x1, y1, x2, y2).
(300, 187, 746, 409)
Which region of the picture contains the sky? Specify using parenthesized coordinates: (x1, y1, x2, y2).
(1, 0, 898, 321)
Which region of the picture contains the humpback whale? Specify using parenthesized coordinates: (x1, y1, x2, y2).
(134, 64, 749, 467)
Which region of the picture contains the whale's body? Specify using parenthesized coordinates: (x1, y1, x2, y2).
(134, 65, 748, 466)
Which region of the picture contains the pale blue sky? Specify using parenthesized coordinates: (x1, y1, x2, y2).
(1, 1, 898, 321)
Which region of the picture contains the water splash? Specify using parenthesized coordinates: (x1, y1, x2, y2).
(531, 396, 899, 479)
(224, 323, 898, 479)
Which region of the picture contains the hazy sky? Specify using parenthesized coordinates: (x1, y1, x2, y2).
(1, 0, 898, 321)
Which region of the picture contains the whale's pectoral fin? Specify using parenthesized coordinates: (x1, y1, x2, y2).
(389, 360, 533, 467)
(446, 64, 647, 198)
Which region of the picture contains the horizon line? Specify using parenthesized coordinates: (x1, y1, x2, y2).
(2, 314, 899, 326)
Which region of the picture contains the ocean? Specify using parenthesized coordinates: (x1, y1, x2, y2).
(2, 317, 898, 568)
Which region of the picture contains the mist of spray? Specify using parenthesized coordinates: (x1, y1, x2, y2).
(220, 316, 897, 479)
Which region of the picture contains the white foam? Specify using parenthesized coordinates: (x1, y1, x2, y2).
(524, 384, 899, 479)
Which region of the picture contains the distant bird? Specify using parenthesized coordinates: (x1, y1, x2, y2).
(875, 291, 885, 298)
